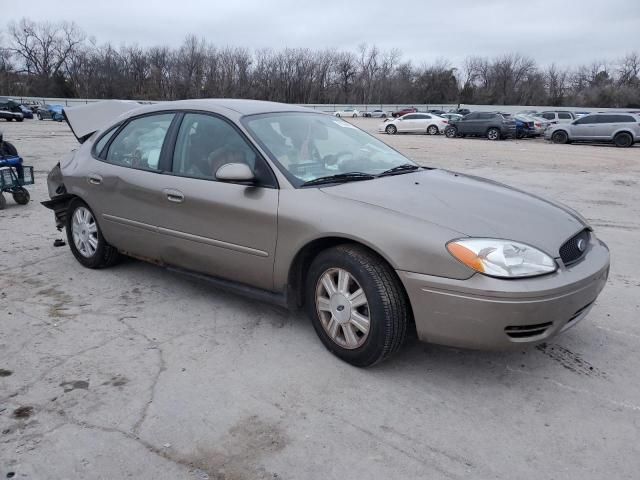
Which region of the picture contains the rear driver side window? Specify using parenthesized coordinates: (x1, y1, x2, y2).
(105, 114, 174, 171)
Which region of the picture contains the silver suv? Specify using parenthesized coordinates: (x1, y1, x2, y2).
(545, 113, 640, 147)
(538, 111, 576, 124)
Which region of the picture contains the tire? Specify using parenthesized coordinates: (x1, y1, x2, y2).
(335, 113, 341, 118)
(385, 125, 397, 135)
(427, 125, 439, 135)
(66, 199, 120, 269)
(551, 130, 568, 144)
(487, 128, 500, 141)
(381, 114, 387, 118)
(12, 188, 30, 205)
(516, 129, 525, 139)
(613, 132, 633, 148)
(352, 114, 357, 118)
(0, 193, 6, 210)
(37, 113, 42, 120)
(17, 117, 23, 122)
(444, 126, 458, 138)
(305, 244, 409, 367)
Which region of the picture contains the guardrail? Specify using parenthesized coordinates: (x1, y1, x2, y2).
(2, 96, 633, 114)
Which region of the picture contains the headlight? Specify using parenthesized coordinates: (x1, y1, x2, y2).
(447, 239, 557, 278)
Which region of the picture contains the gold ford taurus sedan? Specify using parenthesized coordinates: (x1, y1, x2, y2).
(43, 99, 610, 366)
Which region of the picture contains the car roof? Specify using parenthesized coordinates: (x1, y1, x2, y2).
(130, 99, 314, 118)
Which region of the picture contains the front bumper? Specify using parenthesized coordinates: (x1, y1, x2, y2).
(398, 238, 610, 349)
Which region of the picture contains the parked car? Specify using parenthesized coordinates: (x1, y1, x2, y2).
(516, 114, 550, 136)
(428, 109, 446, 115)
(0, 108, 23, 122)
(505, 114, 535, 138)
(449, 108, 471, 116)
(444, 112, 516, 140)
(333, 108, 360, 118)
(516, 110, 538, 116)
(574, 111, 591, 118)
(362, 109, 387, 118)
(37, 104, 65, 121)
(18, 105, 34, 119)
(392, 107, 417, 118)
(379, 113, 449, 135)
(0, 99, 25, 122)
(538, 111, 576, 124)
(545, 113, 640, 147)
(44, 99, 610, 367)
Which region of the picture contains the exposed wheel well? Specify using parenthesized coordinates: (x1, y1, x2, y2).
(42, 193, 79, 230)
(286, 237, 415, 331)
(614, 130, 634, 139)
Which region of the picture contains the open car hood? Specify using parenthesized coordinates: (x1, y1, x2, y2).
(63, 100, 142, 143)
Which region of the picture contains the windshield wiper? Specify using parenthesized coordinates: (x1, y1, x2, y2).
(301, 172, 376, 187)
(378, 164, 421, 177)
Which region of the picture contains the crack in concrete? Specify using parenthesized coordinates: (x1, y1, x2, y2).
(117, 316, 167, 438)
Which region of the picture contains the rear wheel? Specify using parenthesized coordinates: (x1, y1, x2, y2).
(0, 193, 6, 210)
(385, 124, 397, 135)
(487, 128, 500, 140)
(427, 125, 439, 135)
(306, 245, 408, 367)
(37, 113, 43, 120)
(551, 130, 569, 144)
(66, 199, 120, 269)
(352, 114, 357, 118)
(12, 188, 29, 205)
(614, 132, 633, 148)
(335, 113, 341, 118)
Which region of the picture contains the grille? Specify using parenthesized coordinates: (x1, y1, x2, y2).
(559, 229, 590, 266)
(505, 321, 553, 339)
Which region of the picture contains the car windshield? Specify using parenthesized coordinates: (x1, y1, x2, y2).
(243, 112, 415, 187)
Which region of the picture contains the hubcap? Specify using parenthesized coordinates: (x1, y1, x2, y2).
(315, 268, 370, 349)
(71, 206, 98, 258)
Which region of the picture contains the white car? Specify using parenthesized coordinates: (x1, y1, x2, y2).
(378, 113, 449, 135)
(334, 108, 360, 118)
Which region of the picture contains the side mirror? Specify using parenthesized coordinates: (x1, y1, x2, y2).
(215, 163, 255, 183)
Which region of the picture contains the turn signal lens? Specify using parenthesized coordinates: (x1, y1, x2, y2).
(447, 239, 557, 278)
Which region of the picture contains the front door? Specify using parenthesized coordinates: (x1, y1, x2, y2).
(155, 112, 279, 291)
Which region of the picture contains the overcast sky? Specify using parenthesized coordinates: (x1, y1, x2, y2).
(5, 0, 639, 67)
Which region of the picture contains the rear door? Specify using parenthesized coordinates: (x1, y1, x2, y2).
(86, 112, 176, 260)
(154, 112, 279, 291)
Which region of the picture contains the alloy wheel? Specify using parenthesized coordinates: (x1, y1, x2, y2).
(71, 206, 99, 258)
(315, 268, 370, 349)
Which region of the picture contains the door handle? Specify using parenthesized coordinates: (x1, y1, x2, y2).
(88, 174, 103, 185)
(163, 189, 184, 203)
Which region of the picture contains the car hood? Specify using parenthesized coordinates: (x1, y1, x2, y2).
(320, 169, 586, 256)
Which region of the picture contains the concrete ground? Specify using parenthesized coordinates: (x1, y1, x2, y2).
(1, 117, 639, 480)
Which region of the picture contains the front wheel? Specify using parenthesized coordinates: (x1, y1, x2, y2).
(551, 130, 568, 144)
(444, 126, 458, 138)
(487, 128, 500, 140)
(66, 199, 120, 269)
(306, 245, 408, 367)
(385, 124, 397, 135)
(352, 114, 357, 118)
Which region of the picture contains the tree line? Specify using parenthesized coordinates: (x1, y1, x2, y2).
(1, 18, 639, 108)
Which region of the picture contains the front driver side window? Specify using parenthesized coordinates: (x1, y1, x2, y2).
(105, 114, 174, 171)
(172, 113, 275, 187)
